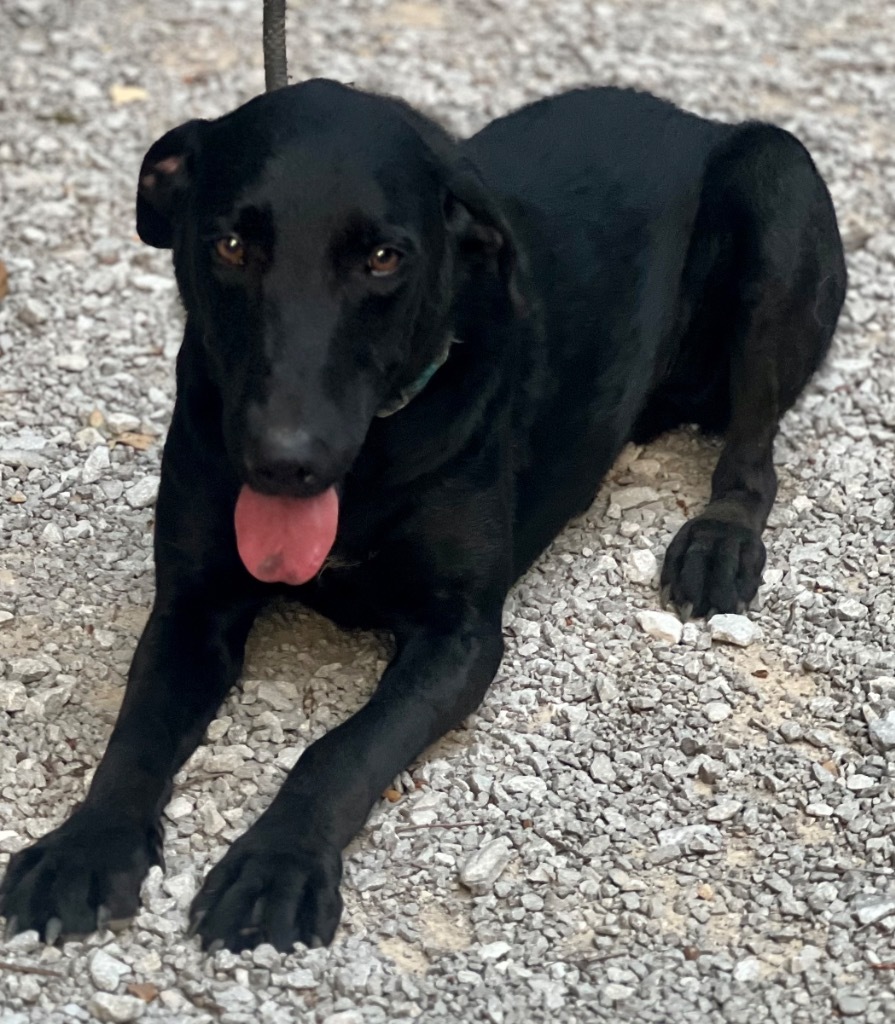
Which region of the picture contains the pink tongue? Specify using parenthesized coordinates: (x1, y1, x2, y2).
(234, 485, 339, 585)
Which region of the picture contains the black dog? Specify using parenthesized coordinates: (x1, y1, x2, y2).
(1, 80, 845, 952)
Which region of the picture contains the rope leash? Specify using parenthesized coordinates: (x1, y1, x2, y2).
(262, 0, 288, 91)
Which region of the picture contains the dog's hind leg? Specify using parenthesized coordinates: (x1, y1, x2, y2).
(661, 124, 846, 618)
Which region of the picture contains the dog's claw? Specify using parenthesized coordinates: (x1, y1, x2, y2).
(250, 898, 265, 927)
(206, 938, 225, 955)
(3, 915, 18, 942)
(186, 911, 205, 939)
(308, 934, 324, 950)
(678, 602, 694, 624)
(44, 917, 63, 946)
(96, 905, 111, 931)
(660, 584, 671, 610)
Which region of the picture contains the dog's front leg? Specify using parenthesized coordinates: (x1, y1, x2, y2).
(0, 385, 263, 944)
(190, 610, 505, 953)
(0, 585, 261, 944)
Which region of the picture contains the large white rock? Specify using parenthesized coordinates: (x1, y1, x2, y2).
(709, 613, 761, 647)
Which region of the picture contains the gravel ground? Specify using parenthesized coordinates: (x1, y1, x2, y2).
(1, 1, 894, 1021)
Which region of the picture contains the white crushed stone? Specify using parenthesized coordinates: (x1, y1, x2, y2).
(609, 486, 661, 510)
(88, 949, 130, 993)
(123, 475, 160, 509)
(0, 3, 893, 1024)
(81, 444, 110, 484)
(87, 994, 146, 1023)
(709, 613, 762, 646)
(868, 709, 895, 752)
(625, 548, 658, 584)
(705, 799, 742, 823)
(636, 609, 683, 643)
(459, 838, 513, 889)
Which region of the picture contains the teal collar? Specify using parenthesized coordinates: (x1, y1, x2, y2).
(376, 335, 457, 418)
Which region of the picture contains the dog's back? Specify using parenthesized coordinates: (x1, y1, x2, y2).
(461, 88, 843, 575)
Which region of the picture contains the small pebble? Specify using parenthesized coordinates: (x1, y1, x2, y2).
(706, 799, 742, 822)
(106, 412, 141, 434)
(845, 773, 875, 791)
(88, 993, 145, 1023)
(625, 548, 657, 584)
(459, 838, 513, 890)
(835, 598, 867, 621)
(56, 352, 90, 372)
(868, 710, 895, 752)
(479, 941, 512, 961)
(609, 486, 660, 510)
(733, 957, 763, 982)
(602, 982, 635, 1001)
(8, 657, 49, 683)
(124, 475, 160, 509)
(704, 701, 732, 723)
(636, 610, 683, 644)
(82, 444, 110, 484)
(853, 896, 895, 926)
(88, 949, 130, 993)
(834, 992, 868, 1017)
(709, 613, 761, 647)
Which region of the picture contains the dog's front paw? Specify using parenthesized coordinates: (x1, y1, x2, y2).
(661, 517, 766, 619)
(189, 833, 343, 953)
(0, 809, 162, 944)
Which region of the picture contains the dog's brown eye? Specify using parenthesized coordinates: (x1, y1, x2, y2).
(215, 235, 245, 266)
(367, 246, 402, 276)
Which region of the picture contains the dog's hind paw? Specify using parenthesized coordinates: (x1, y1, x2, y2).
(661, 516, 765, 619)
(189, 833, 343, 954)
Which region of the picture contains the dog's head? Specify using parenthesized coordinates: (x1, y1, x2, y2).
(137, 79, 521, 500)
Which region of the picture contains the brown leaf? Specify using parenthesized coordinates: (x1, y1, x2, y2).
(0, 259, 8, 302)
(88, 409, 105, 429)
(126, 983, 159, 1003)
(114, 431, 155, 451)
(382, 788, 402, 803)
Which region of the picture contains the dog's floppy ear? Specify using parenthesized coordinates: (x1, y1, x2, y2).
(136, 120, 205, 248)
(444, 159, 527, 318)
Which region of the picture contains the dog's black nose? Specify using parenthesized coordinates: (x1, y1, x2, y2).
(246, 427, 335, 495)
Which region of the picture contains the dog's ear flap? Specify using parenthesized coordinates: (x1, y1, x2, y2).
(136, 120, 204, 249)
(444, 159, 527, 318)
